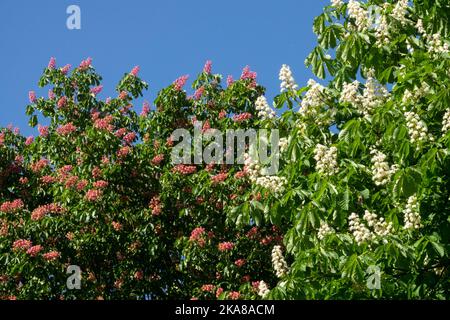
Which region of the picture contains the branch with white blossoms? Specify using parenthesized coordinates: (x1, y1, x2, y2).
(257, 281, 270, 298)
(370, 148, 397, 186)
(255, 176, 288, 198)
(318, 221, 334, 240)
(331, 0, 343, 8)
(300, 79, 326, 118)
(255, 96, 276, 120)
(279, 64, 298, 93)
(416, 19, 449, 56)
(313, 144, 339, 176)
(271, 245, 289, 278)
(401, 82, 430, 106)
(403, 195, 421, 230)
(404, 111, 433, 145)
(375, 14, 390, 47)
(349, 210, 393, 245)
(347, 0, 370, 32)
(442, 109, 450, 133)
(391, 0, 409, 26)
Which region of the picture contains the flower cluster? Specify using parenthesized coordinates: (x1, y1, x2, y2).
(391, 0, 409, 25)
(300, 79, 325, 118)
(271, 245, 289, 278)
(12, 239, 32, 251)
(361, 69, 390, 117)
(43, 251, 60, 261)
(403, 195, 421, 230)
(416, 19, 449, 55)
(347, 0, 369, 32)
(173, 75, 189, 91)
(279, 64, 298, 92)
(172, 164, 197, 175)
(255, 96, 275, 120)
(375, 15, 390, 47)
(232, 112, 252, 122)
(31, 203, 64, 221)
(331, 0, 343, 8)
(255, 176, 288, 197)
(257, 281, 270, 298)
(317, 222, 334, 240)
(370, 149, 394, 186)
(0, 199, 24, 213)
(149, 195, 162, 216)
(218, 242, 234, 252)
(404, 111, 429, 144)
(313, 144, 339, 176)
(278, 137, 289, 153)
(401, 82, 430, 106)
(349, 210, 392, 245)
(56, 122, 77, 136)
(340, 80, 360, 105)
(442, 109, 450, 133)
(190, 227, 206, 246)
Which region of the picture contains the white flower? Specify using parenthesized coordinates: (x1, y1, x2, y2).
(255, 96, 276, 120)
(271, 245, 289, 278)
(404, 111, 429, 144)
(442, 109, 450, 133)
(318, 222, 334, 240)
(391, 0, 409, 25)
(255, 176, 288, 197)
(257, 281, 270, 298)
(279, 64, 298, 92)
(340, 81, 361, 105)
(349, 210, 392, 245)
(314, 144, 339, 176)
(416, 19, 426, 35)
(300, 79, 326, 117)
(401, 83, 430, 106)
(360, 69, 390, 117)
(331, 0, 343, 7)
(427, 33, 449, 55)
(279, 137, 289, 153)
(375, 15, 390, 47)
(348, 0, 369, 32)
(403, 195, 421, 230)
(370, 149, 394, 186)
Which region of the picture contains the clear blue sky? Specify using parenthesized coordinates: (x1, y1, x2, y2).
(0, 0, 329, 136)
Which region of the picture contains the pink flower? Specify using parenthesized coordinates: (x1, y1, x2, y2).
(149, 196, 162, 216)
(0, 199, 24, 213)
(141, 101, 150, 117)
(43, 251, 60, 261)
(57, 96, 67, 108)
(64, 175, 78, 189)
(12, 239, 32, 251)
(41, 175, 56, 184)
(19, 177, 29, 185)
(233, 112, 252, 122)
(216, 287, 224, 298)
(123, 132, 136, 145)
(112, 221, 122, 231)
(119, 91, 128, 100)
(29, 91, 37, 103)
(211, 172, 228, 184)
(90, 85, 103, 96)
(25, 136, 34, 146)
(85, 189, 102, 202)
(27, 245, 43, 257)
(94, 115, 114, 132)
(38, 125, 49, 137)
(172, 164, 197, 175)
(0, 132, 4, 145)
(194, 86, 205, 100)
(201, 284, 215, 292)
(234, 171, 246, 179)
(240, 65, 257, 80)
(251, 281, 260, 290)
(189, 227, 205, 242)
(92, 166, 102, 179)
(151, 154, 164, 166)
(79, 57, 92, 71)
(134, 270, 144, 280)
(93, 180, 108, 188)
(48, 57, 56, 70)
(48, 89, 55, 99)
(203, 60, 212, 74)
(226, 75, 234, 86)
(76, 179, 88, 191)
(228, 291, 240, 300)
(130, 66, 140, 76)
(117, 146, 131, 158)
(56, 122, 77, 136)
(31, 204, 63, 221)
(218, 110, 227, 119)
(61, 64, 71, 75)
(173, 75, 189, 91)
(234, 259, 246, 267)
(218, 242, 234, 252)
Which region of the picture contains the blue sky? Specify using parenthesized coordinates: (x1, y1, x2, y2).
(0, 0, 329, 136)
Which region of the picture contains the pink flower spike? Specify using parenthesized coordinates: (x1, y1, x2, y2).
(38, 125, 49, 137)
(193, 86, 205, 100)
(90, 85, 103, 96)
(130, 66, 140, 76)
(25, 136, 34, 146)
(48, 89, 55, 99)
(140, 101, 150, 117)
(48, 57, 56, 70)
(29, 91, 37, 103)
(226, 75, 234, 86)
(79, 57, 92, 71)
(173, 75, 189, 91)
(203, 60, 212, 74)
(61, 64, 71, 75)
